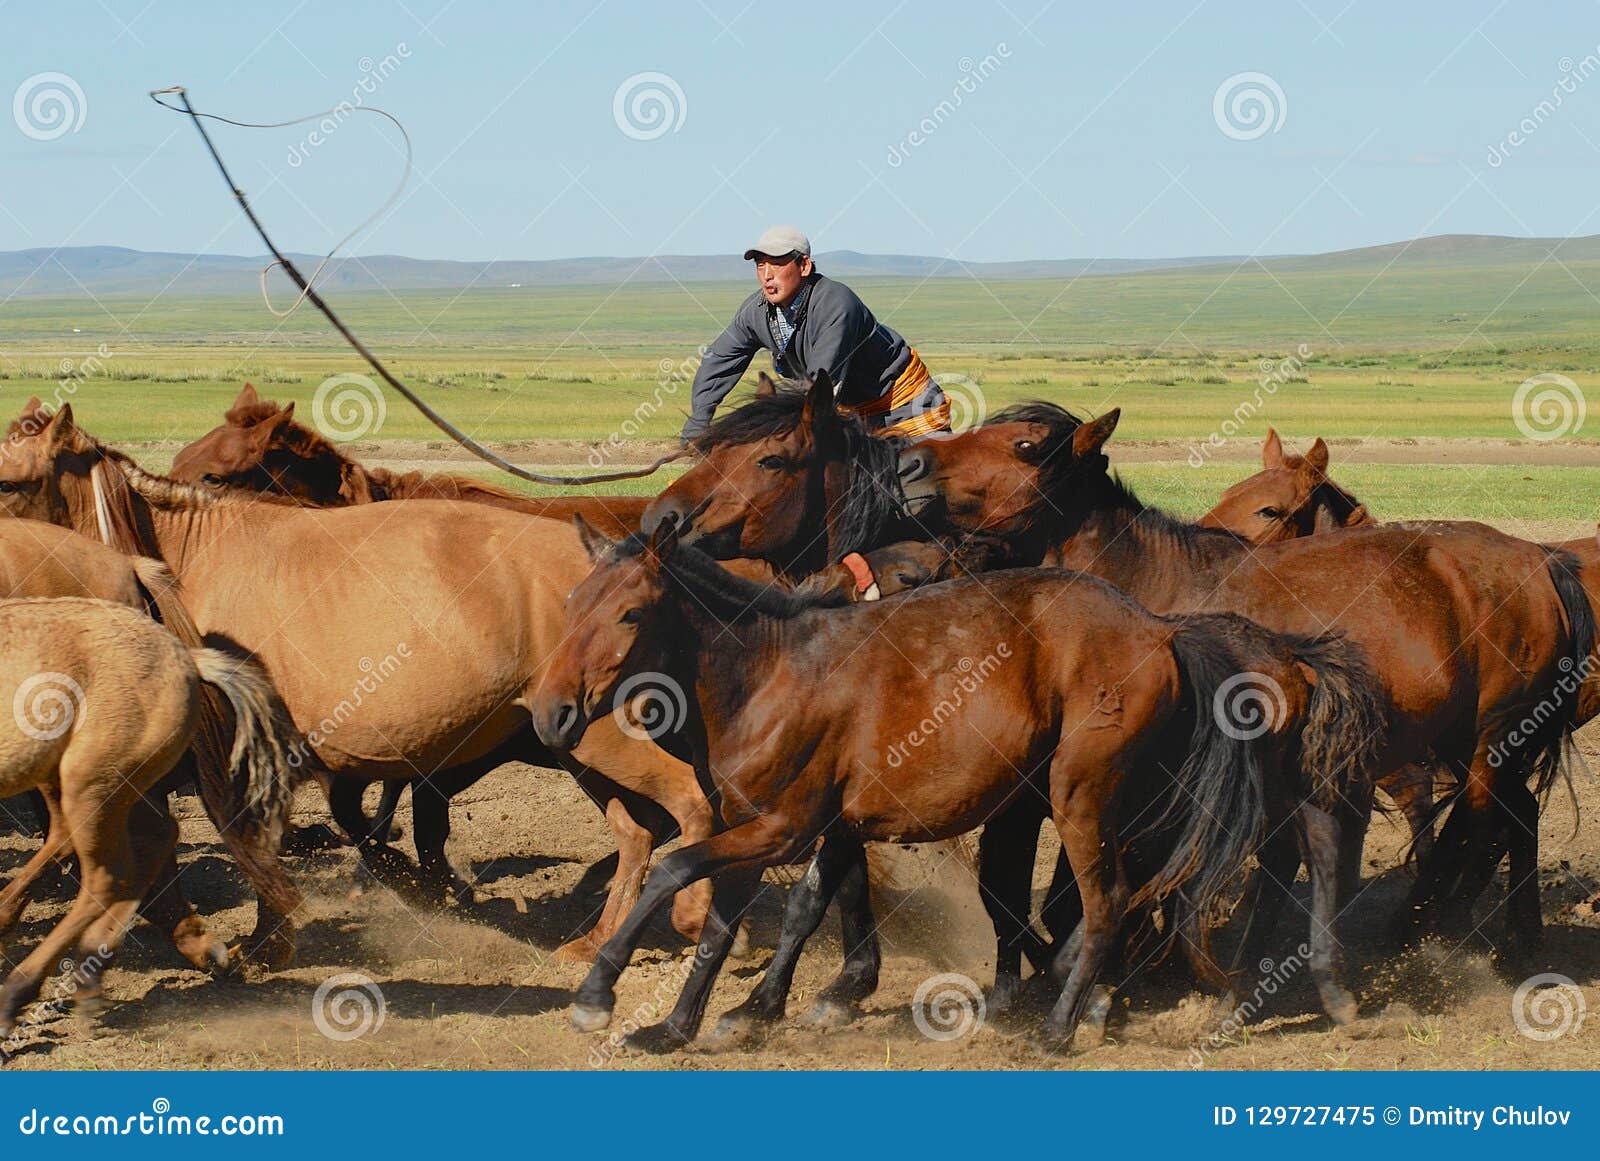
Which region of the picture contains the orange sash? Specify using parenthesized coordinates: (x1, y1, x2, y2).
(841, 348, 951, 438)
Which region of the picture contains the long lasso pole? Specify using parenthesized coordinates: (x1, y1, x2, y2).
(150, 86, 683, 486)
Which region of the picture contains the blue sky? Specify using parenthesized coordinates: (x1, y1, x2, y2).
(6, 0, 1600, 261)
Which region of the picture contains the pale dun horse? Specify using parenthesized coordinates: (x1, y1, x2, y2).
(0, 597, 306, 1045)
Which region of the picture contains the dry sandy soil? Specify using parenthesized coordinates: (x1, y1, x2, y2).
(3, 730, 1598, 1072)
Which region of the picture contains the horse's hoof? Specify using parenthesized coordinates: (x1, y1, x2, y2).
(570, 1003, 613, 1033)
(800, 997, 857, 1029)
(624, 1021, 692, 1054)
(552, 936, 603, 965)
(987, 976, 1023, 1017)
(1323, 990, 1360, 1027)
(203, 939, 232, 975)
(727, 922, 753, 962)
(1035, 1023, 1080, 1056)
(706, 1010, 771, 1051)
(238, 928, 295, 972)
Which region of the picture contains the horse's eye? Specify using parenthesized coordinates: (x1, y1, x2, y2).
(756, 455, 785, 471)
(1015, 440, 1034, 453)
(1257, 506, 1283, 519)
(620, 608, 645, 625)
(0, 481, 16, 494)
(201, 474, 225, 488)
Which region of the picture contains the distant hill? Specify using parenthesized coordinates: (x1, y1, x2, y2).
(0, 245, 1246, 298)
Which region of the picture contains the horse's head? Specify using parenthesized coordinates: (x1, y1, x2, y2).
(0, 398, 96, 528)
(532, 517, 683, 750)
(897, 402, 1111, 541)
(1198, 430, 1371, 542)
(644, 371, 907, 572)
(170, 385, 352, 504)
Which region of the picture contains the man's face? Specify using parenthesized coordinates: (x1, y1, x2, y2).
(754, 253, 813, 306)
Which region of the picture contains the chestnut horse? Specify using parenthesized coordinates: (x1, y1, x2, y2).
(897, 403, 1596, 960)
(0, 519, 303, 968)
(0, 597, 303, 1043)
(0, 402, 718, 963)
(170, 384, 648, 537)
(533, 523, 1380, 1048)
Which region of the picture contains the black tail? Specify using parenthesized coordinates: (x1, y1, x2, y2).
(1133, 626, 1271, 926)
(1293, 632, 1388, 811)
(1518, 549, 1597, 802)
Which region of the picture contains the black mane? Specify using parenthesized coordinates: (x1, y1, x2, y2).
(693, 381, 908, 560)
(612, 532, 850, 623)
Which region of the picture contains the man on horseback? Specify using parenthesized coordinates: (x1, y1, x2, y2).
(680, 226, 951, 441)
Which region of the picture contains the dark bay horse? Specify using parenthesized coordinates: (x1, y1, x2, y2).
(897, 403, 1596, 961)
(532, 522, 1377, 1048)
(0, 401, 720, 963)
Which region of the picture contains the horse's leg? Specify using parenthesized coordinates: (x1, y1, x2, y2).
(1225, 824, 1300, 1014)
(1334, 779, 1375, 915)
(130, 796, 230, 973)
(1381, 762, 1436, 865)
(0, 787, 71, 934)
(625, 868, 764, 1053)
(1041, 766, 1129, 1051)
(553, 796, 655, 963)
(0, 786, 137, 1038)
(1394, 753, 1475, 943)
(978, 804, 1051, 1015)
(709, 834, 863, 1044)
(1296, 803, 1358, 1025)
(1500, 780, 1544, 955)
(801, 836, 883, 1027)
(561, 726, 718, 949)
(369, 780, 406, 846)
(572, 815, 798, 1035)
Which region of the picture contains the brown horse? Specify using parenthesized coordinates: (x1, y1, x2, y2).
(1199, 429, 1372, 542)
(170, 384, 649, 538)
(532, 522, 1374, 1049)
(0, 402, 720, 963)
(897, 403, 1596, 960)
(0, 519, 304, 969)
(0, 597, 303, 1044)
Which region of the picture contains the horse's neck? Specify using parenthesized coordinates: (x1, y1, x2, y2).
(104, 468, 259, 581)
(1048, 495, 1244, 614)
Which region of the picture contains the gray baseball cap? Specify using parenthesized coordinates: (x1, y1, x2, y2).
(743, 225, 811, 261)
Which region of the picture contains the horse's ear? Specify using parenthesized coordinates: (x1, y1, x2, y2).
(644, 514, 680, 567)
(256, 404, 297, 443)
(802, 369, 843, 443)
(1071, 409, 1120, 458)
(1345, 504, 1372, 527)
(233, 383, 260, 410)
(1262, 428, 1284, 469)
(572, 514, 616, 563)
(1303, 437, 1329, 476)
(756, 371, 778, 397)
(44, 402, 75, 448)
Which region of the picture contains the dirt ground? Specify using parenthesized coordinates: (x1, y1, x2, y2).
(3, 724, 1598, 1072)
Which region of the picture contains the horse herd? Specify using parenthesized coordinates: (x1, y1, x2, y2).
(0, 372, 1594, 1056)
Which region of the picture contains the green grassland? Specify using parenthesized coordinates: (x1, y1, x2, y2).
(5, 245, 1600, 524)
